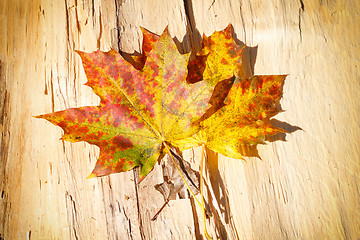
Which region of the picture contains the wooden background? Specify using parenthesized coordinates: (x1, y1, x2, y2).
(1, 0, 359, 239)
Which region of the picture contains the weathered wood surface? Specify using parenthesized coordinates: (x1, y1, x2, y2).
(1, 0, 359, 239)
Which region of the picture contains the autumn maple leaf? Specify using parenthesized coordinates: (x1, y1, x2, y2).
(174, 75, 287, 158)
(36, 28, 213, 180)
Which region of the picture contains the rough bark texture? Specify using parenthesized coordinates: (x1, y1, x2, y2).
(1, 0, 359, 239)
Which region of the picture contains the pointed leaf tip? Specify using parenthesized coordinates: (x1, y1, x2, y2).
(162, 25, 170, 36)
(86, 173, 96, 179)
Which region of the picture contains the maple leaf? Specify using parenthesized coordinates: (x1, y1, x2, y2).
(36, 28, 213, 180)
(174, 75, 287, 159)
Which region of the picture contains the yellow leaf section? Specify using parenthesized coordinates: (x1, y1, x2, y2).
(143, 28, 190, 140)
(173, 130, 207, 151)
(174, 75, 286, 159)
(138, 27, 212, 143)
(175, 119, 284, 159)
(202, 118, 284, 159)
(200, 25, 245, 85)
(224, 75, 287, 120)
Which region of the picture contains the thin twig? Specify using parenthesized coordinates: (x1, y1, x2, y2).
(151, 199, 169, 221)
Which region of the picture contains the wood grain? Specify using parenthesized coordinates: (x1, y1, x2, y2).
(0, 0, 359, 239)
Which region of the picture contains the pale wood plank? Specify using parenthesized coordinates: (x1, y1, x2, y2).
(1, 0, 359, 239)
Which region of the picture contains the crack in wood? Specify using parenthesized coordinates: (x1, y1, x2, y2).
(298, 0, 305, 42)
(65, 191, 79, 240)
(0, 60, 10, 240)
(189, 196, 202, 240)
(74, 0, 81, 34)
(114, 0, 122, 52)
(208, 0, 216, 10)
(64, 0, 71, 49)
(182, 0, 202, 54)
(97, 10, 103, 49)
(239, 0, 247, 42)
(122, 206, 134, 240)
(183, 0, 194, 31)
(50, 70, 55, 113)
(133, 169, 145, 240)
(26, 230, 31, 240)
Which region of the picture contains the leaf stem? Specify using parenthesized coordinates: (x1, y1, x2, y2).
(164, 142, 212, 239)
(200, 143, 213, 240)
(163, 143, 203, 207)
